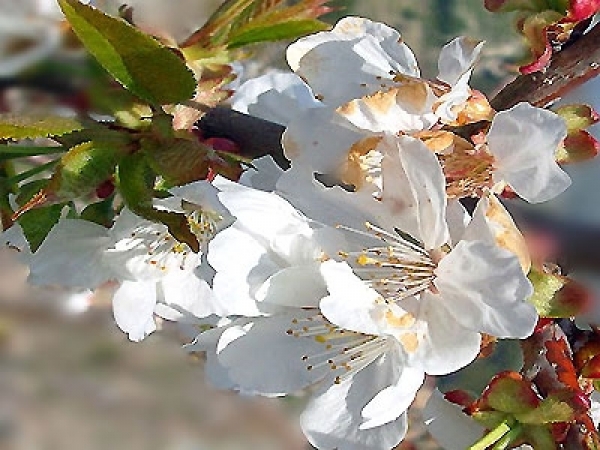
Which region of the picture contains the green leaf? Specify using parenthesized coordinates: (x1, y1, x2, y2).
(142, 137, 211, 186)
(528, 268, 590, 318)
(81, 197, 115, 227)
(46, 138, 128, 201)
(18, 205, 65, 251)
(555, 104, 599, 132)
(0, 114, 82, 140)
(521, 425, 558, 450)
(116, 153, 200, 252)
(16, 180, 66, 252)
(58, 0, 196, 105)
(556, 130, 599, 164)
(484, 372, 540, 415)
(516, 393, 577, 424)
(181, 0, 257, 48)
(0, 145, 65, 161)
(228, 19, 329, 48)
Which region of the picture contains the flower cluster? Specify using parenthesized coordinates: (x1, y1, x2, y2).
(205, 16, 573, 449)
(2, 14, 584, 450)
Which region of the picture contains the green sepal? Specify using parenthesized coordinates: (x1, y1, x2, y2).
(58, 0, 196, 105)
(0, 114, 83, 140)
(15, 180, 69, 251)
(80, 196, 115, 227)
(116, 153, 199, 252)
(484, 372, 540, 415)
(520, 425, 558, 450)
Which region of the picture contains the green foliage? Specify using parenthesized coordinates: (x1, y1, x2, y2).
(555, 104, 599, 132)
(528, 268, 588, 318)
(116, 153, 200, 252)
(182, 0, 330, 50)
(16, 180, 68, 251)
(142, 137, 211, 186)
(0, 114, 82, 140)
(228, 19, 329, 48)
(58, 0, 196, 105)
(46, 139, 129, 201)
(80, 197, 115, 227)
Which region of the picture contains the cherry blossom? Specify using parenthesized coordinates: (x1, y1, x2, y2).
(27, 180, 228, 341)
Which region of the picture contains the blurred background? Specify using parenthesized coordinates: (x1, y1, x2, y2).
(0, 1, 592, 449)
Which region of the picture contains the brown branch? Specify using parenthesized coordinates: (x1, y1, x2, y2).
(199, 106, 288, 167)
(491, 22, 600, 110)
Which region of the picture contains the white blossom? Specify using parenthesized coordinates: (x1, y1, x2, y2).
(28, 180, 228, 341)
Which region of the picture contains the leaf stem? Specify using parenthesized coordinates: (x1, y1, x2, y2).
(0, 145, 64, 161)
(469, 418, 517, 450)
(2, 160, 58, 186)
(492, 423, 523, 450)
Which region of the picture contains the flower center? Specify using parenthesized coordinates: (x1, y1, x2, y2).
(286, 312, 391, 384)
(186, 208, 222, 246)
(339, 136, 383, 194)
(127, 224, 193, 272)
(338, 222, 437, 302)
(439, 143, 495, 198)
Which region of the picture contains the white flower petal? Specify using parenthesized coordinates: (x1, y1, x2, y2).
(215, 311, 330, 396)
(437, 37, 484, 86)
(320, 260, 385, 336)
(287, 17, 419, 106)
(435, 239, 536, 338)
(488, 102, 571, 203)
(155, 268, 219, 320)
(112, 280, 157, 341)
(239, 155, 284, 191)
(256, 263, 326, 309)
(1, 222, 31, 261)
(282, 107, 365, 172)
(410, 292, 482, 375)
(185, 321, 247, 391)
(336, 84, 438, 133)
(208, 227, 270, 316)
(168, 179, 228, 217)
(301, 349, 409, 450)
(462, 194, 531, 273)
(217, 181, 313, 242)
(381, 134, 449, 249)
(28, 218, 114, 288)
(446, 199, 470, 247)
(360, 367, 424, 429)
(231, 71, 320, 126)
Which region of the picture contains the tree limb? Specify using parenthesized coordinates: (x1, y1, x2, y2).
(491, 22, 600, 110)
